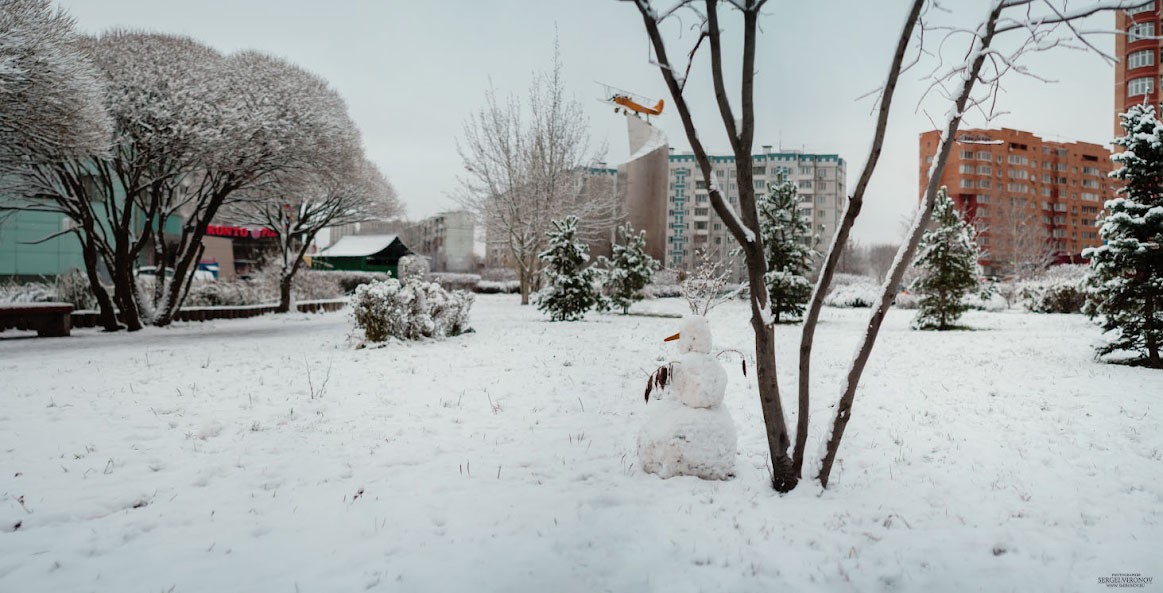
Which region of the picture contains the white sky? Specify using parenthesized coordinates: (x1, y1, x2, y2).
(55, 0, 1120, 244)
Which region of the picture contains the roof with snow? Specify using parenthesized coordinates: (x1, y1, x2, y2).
(317, 235, 405, 258)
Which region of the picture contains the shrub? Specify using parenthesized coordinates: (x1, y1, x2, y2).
(398, 255, 430, 280)
(351, 277, 474, 342)
(1018, 265, 1090, 314)
(642, 283, 682, 299)
(824, 281, 880, 308)
(430, 273, 481, 292)
(476, 280, 520, 294)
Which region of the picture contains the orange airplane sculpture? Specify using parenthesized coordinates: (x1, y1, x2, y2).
(599, 82, 665, 119)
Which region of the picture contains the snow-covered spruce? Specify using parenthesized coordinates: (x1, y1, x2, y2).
(351, 277, 473, 342)
(757, 179, 816, 322)
(911, 187, 984, 330)
(535, 216, 605, 321)
(638, 316, 737, 480)
(1084, 103, 1163, 367)
(599, 223, 661, 314)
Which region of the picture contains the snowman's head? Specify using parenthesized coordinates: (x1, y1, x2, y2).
(663, 315, 712, 354)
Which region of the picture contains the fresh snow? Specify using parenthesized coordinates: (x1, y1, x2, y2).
(2, 296, 1161, 592)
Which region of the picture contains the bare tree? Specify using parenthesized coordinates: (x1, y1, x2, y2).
(226, 157, 401, 312)
(977, 196, 1054, 280)
(456, 40, 613, 305)
(626, 0, 839, 491)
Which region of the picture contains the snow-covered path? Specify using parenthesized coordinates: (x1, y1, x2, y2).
(1, 296, 1160, 592)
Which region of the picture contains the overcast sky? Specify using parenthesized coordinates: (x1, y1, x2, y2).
(55, 0, 1120, 244)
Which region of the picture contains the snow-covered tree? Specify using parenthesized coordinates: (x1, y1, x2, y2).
(911, 187, 982, 330)
(535, 216, 603, 321)
(758, 180, 816, 323)
(0, 0, 110, 170)
(1083, 104, 1163, 368)
(226, 157, 402, 313)
(599, 223, 660, 314)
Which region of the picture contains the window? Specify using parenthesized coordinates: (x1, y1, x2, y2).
(1081, 192, 1099, 201)
(754, 180, 766, 189)
(977, 179, 992, 189)
(1008, 169, 1029, 180)
(798, 180, 811, 189)
(977, 165, 991, 175)
(695, 221, 708, 230)
(1042, 174, 1052, 183)
(959, 164, 975, 174)
(961, 150, 974, 159)
(1082, 179, 1100, 188)
(960, 179, 974, 188)
(1129, 49, 1155, 69)
(976, 194, 990, 204)
(1082, 166, 1101, 176)
(754, 166, 766, 175)
(695, 180, 707, 189)
(1007, 155, 1028, 165)
(1129, 22, 1155, 42)
(977, 207, 989, 218)
(1128, 76, 1153, 96)
(1007, 182, 1028, 193)
(694, 207, 709, 216)
(1129, 2, 1155, 15)
(976, 151, 992, 160)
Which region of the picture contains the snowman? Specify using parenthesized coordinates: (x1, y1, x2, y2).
(637, 315, 737, 480)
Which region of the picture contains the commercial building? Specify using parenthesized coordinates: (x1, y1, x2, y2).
(1114, 2, 1161, 135)
(918, 128, 1113, 276)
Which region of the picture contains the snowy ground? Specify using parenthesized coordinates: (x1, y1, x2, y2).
(1, 295, 1160, 593)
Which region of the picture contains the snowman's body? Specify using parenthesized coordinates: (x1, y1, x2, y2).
(638, 316, 737, 480)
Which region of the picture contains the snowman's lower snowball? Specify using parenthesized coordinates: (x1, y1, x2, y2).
(637, 398, 737, 480)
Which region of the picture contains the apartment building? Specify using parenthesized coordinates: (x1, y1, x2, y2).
(1115, 2, 1161, 135)
(665, 148, 846, 280)
(918, 128, 1113, 276)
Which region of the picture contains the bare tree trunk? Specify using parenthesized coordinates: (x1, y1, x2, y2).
(817, 3, 1003, 489)
(793, 0, 924, 476)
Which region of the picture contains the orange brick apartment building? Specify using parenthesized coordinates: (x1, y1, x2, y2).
(1115, 2, 1161, 135)
(918, 128, 1113, 277)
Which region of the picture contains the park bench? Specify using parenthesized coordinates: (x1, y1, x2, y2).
(0, 302, 73, 337)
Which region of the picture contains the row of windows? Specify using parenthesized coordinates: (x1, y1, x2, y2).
(1128, 76, 1154, 96)
(1129, 21, 1155, 43)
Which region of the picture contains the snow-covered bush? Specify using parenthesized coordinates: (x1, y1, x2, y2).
(430, 273, 481, 292)
(0, 270, 97, 308)
(824, 281, 880, 308)
(643, 283, 682, 299)
(351, 277, 474, 342)
(1018, 265, 1090, 314)
(398, 255, 429, 281)
(475, 280, 520, 294)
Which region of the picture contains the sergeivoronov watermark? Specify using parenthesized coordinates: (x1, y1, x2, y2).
(1098, 573, 1153, 589)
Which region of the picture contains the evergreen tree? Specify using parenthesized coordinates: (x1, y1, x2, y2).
(757, 179, 817, 322)
(1083, 104, 1163, 368)
(911, 187, 982, 330)
(599, 223, 661, 314)
(535, 216, 603, 321)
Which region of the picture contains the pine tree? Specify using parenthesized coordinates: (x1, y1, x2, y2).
(757, 179, 817, 322)
(911, 187, 982, 330)
(535, 216, 603, 321)
(599, 223, 661, 314)
(1083, 104, 1163, 368)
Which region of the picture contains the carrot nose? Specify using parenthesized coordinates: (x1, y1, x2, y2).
(664, 332, 681, 342)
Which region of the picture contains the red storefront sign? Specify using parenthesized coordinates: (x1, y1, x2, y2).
(205, 225, 278, 239)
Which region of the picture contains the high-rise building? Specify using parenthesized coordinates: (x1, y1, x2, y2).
(665, 148, 846, 280)
(1114, 2, 1161, 135)
(918, 128, 1113, 277)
